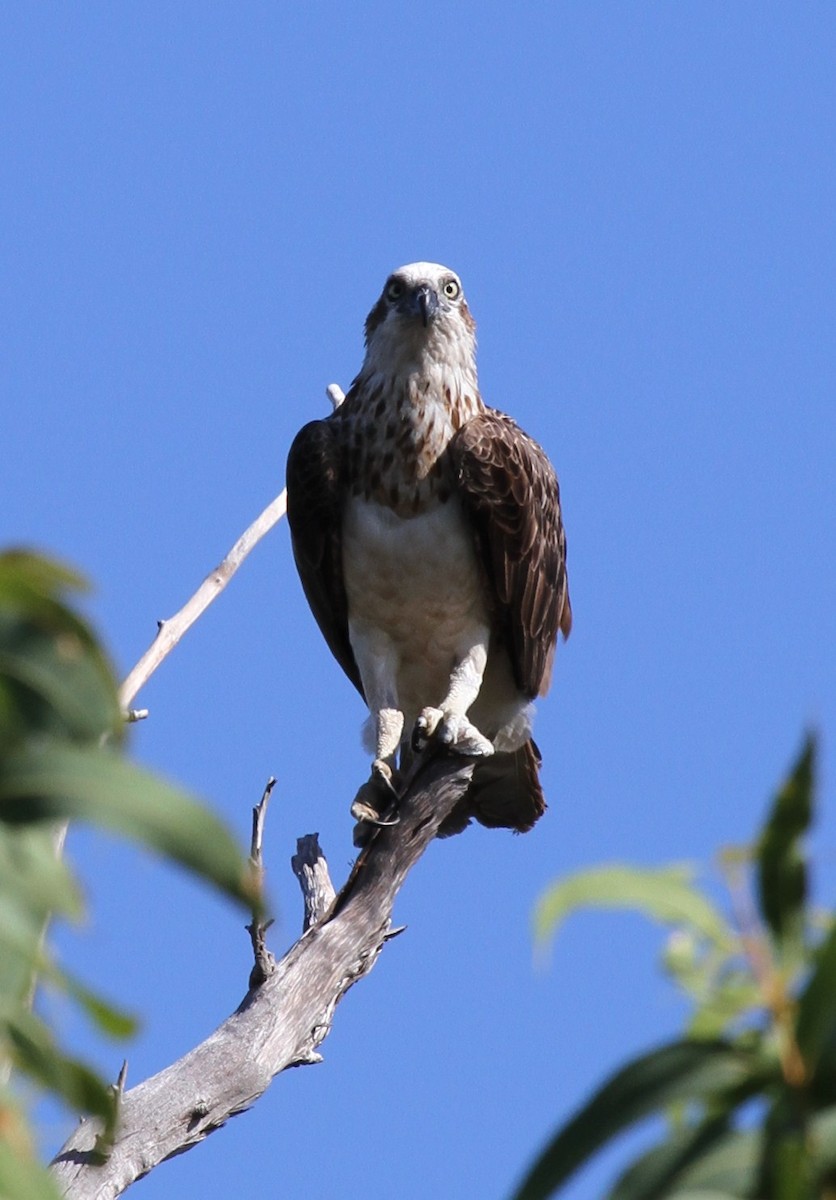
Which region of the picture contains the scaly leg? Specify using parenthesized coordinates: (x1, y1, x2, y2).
(349, 621, 404, 829)
(413, 627, 495, 757)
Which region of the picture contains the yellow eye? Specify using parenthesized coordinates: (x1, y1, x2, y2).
(386, 279, 405, 301)
(443, 278, 461, 299)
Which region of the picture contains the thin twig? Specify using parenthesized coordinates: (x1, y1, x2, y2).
(722, 855, 806, 1087)
(326, 383, 346, 410)
(119, 491, 287, 712)
(119, 382, 345, 714)
(246, 779, 277, 988)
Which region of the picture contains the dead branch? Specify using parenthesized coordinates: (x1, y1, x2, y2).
(51, 751, 475, 1200)
(292, 833, 337, 934)
(118, 490, 287, 713)
(245, 778, 277, 989)
(118, 382, 345, 715)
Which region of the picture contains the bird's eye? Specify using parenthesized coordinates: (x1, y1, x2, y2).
(386, 280, 405, 301)
(443, 278, 461, 300)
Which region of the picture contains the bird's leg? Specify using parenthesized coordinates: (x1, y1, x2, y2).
(370, 706, 405, 797)
(349, 624, 404, 833)
(352, 707, 404, 827)
(413, 630, 495, 757)
(351, 707, 404, 846)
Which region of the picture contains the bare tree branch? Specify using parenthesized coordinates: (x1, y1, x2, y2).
(51, 752, 475, 1200)
(118, 490, 288, 713)
(118, 382, 346, 715)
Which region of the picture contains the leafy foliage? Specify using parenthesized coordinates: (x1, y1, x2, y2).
(0, 550, 256, 1195)
(514, 736, 836, 1200)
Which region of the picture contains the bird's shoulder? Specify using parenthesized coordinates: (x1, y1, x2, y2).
(449, 405, 558, 494)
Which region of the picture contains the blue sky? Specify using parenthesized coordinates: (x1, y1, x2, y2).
(3, 5, 835, 1197)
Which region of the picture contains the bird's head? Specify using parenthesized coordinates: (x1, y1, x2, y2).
(362, 262, 477, 376)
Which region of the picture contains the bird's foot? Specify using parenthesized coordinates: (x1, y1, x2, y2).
(351, 759, 400, 847)
(412, 707, 496, 758)
(372, 757, 399, 796)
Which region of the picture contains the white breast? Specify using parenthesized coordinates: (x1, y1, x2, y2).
(342, 496, 489, 721)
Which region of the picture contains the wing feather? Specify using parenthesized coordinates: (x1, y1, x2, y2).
(285, 418, 364, 698)
(449, 408, 571, 699)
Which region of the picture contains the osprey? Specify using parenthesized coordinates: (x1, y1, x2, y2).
(286, 262, 571, 838)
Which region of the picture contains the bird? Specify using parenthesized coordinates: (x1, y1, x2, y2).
(286, 262, 571, 840)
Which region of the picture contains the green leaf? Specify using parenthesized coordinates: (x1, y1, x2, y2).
(809, 1104, 836, 1179)
(664, 1193, 742, 1199)
(753, 1092, 815, 1200)
(608, 1117, 734, 1199)
(795, 920, 836, 1077)
(660, 932, 761, 1040)
(534, 865, 732, 951)
(664, 1128, 761, 1196)
(0, 742, 257, 909)
(0, 551, 122, 749)
(55, 967, 137, 1040)
(0, 623, 119, 746)
(0, 822, 83, 1011)
(5, 1012, 115, 1128)
(0, 823, 82, 921)
(0, 548, 260, 1168)
(756, 736, 815, 961)
(0, 550, 90, 598)
(510, 1041, 757, 1200)
(0, 1131, 61, 1200)
(686, 974, 763, 1041)
(0, 896, 136, 1040)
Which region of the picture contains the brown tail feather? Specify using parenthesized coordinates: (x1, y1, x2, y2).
(437, 739, 546, 838)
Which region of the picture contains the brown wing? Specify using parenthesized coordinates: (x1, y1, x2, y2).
(285, 418, 364, 698)
(449, 408, 571, 699)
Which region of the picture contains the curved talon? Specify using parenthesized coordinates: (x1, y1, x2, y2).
(369, 809, 400, 827)
(351, 790, 400, 849)
(350, 797, 400, 826)
(412, 706, 443, 752)
(351, 762, 401, 833)
(372, 758, 399, 796)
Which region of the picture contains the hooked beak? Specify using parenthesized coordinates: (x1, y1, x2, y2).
(397, 283, 440, 327)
